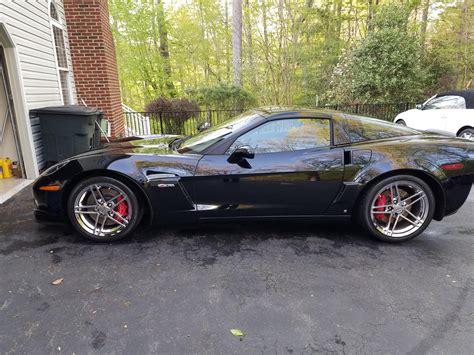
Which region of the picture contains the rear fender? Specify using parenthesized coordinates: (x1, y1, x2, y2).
(330, 157, 448, 220)
(352, 158, 448, 185)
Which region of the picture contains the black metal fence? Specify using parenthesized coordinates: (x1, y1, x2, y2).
(124, 109, 245, 137)
(123, 103, 416, 136)
(315, 103, 416, 122)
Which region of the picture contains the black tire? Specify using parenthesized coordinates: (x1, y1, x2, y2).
(357, 175, 435, 243)
(396, 119, 406, 126)
(67, 176, 141, 242)
(458, 127, 474, 141)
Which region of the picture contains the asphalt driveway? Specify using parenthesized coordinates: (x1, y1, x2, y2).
(0, 187, 473, 354)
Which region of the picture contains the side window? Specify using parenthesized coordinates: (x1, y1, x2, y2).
(424, 96, 466, 110)
(228, 118, 331, 154)
(343, 115, 418, 143)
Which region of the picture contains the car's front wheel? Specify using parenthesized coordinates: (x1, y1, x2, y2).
(67, 176, 141, 242)
(358, 175, 435, 242)
(395, 119, 406, 126)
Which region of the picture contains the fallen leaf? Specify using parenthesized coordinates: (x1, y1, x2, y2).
(51, 278, 64, 286)
(230, 328, 245, 337)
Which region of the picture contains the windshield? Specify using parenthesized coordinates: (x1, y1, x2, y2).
(423, 95, 466, 110)
(178, 111, 261, 153)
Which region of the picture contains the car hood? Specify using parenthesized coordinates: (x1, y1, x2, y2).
(76, 135, 184, 158)
(420, 129, 455, 137)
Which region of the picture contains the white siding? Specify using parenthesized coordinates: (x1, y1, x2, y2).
(0, 0, 77, 172)
(1, 0, 76, 108)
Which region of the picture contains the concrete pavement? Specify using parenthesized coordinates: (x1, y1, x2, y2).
(0, 188, 473, 354)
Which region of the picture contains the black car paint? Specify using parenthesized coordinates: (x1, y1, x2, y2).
(33, 109, 474, 227)
(193, 147, 344, 218)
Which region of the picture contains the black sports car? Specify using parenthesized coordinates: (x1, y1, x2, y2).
(33, 108, 474, 243)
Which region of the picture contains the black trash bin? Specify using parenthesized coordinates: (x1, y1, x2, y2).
(30, 105, 103, 165)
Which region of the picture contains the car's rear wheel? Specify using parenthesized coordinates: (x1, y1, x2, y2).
(396, 119, 406, 126)
(458, 127, 474, 141)
(358, 175, 435, 242)
(67, 176, 140, 242)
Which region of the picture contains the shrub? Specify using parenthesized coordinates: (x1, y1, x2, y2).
(186, 83, 256, 110)
(325, 4, 429, 104)
(145, 96, 200, 135)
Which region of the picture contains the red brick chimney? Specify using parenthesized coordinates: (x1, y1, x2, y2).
(63, 0, 124, 138)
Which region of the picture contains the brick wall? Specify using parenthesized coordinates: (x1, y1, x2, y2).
(63, 0, 124, 137)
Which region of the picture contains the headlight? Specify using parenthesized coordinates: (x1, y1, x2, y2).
(41, 160, 70, 176)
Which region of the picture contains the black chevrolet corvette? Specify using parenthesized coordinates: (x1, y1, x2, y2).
(33, 108, 474, 243)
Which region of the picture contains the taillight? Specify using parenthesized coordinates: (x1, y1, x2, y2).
(440, 163, 465, 171)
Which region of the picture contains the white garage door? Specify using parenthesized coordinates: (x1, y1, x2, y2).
(0, 49, 23, 178)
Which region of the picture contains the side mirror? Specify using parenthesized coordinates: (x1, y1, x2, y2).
(416, 104, 424, 110)
(197, 121, 211, 131)
(227, 146, 255, 164)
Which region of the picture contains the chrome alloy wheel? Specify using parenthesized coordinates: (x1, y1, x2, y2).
(370, 181, 430, 238)
(73, 183, 132, 238)
(460, 131, 474, 141)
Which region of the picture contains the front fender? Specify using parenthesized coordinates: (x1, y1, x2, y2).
(33, 152, 201, 225)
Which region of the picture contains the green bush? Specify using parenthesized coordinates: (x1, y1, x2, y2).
(145, 96, 200, 135)
(326, 4, 429, 104)
(186, 83, 256, 110)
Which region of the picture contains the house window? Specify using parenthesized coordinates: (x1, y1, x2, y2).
(52, 26, 67, 67)
(50, 2, 59, 21)
(50, 1, 72, 105)
(59, 71, 70, 105)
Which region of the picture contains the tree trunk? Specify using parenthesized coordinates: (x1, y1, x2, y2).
(225, 0, 231, 82)
(367, 0, 379, 33)
(155, 0, 174, 95)
(232, 0, 243, 86)
(460, 0, 470, 88)
(420, 0, 430, 52)
(261, 0, 278, 104)
(243, 0, 254, 87)
(335, 0, 342, 40)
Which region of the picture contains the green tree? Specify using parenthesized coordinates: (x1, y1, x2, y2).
(186, 83, 256, 110)
(428, 0, 473, 91)
(109, 0, 472, 109)
(109, 0, 174, 109)
(327, 4, 428, 103)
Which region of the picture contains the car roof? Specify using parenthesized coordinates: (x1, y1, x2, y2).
(437, 89, 474, 109)
(252, 106, 338, 119)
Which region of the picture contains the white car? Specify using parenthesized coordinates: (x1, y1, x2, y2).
(394, 89, 474, 141)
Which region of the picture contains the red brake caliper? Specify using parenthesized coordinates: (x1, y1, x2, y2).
(374, 191, 391, 221)
(115, 196, 128, 221)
